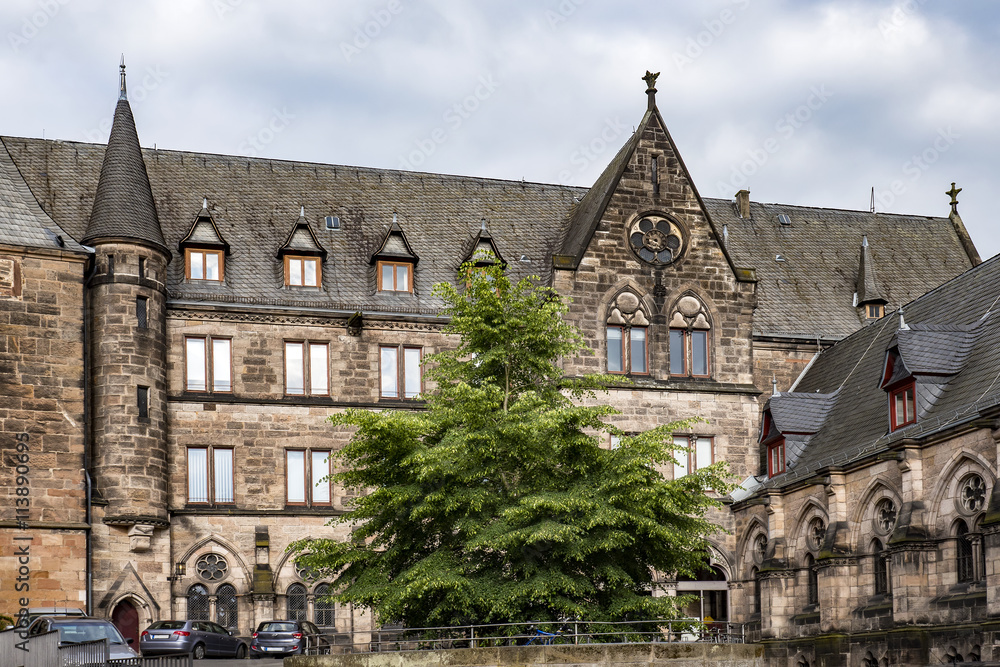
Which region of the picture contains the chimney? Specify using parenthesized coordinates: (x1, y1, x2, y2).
(735, 189, 751, 219)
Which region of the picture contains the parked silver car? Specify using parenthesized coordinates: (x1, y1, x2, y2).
(26, 616, 139, 660)
(140, 620, 248, 659)
(250, 619, 330, 657)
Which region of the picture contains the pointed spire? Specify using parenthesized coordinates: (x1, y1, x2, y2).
(119, 55, 127, 101)
(300, 205, 306, 218)
(202, 197, 208, 211)
(83, 59, 168, 256)
(772, 375, 779, 397)
(898, 307, 910, 331)
(856, 235, 885, 305)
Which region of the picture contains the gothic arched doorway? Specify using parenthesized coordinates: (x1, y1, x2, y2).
(111, 599, 139, 647)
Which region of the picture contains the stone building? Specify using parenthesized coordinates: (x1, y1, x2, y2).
(0, 65, 983, 659)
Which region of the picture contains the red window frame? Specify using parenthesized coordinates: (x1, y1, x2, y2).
(767, 438, 786, 478)
(889, 381, 916, 431)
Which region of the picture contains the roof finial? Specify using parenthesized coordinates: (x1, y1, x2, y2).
(772, 375, 779, 397)
(118, 54, 127, 101)
(862, 235, 868, 247)
(202, 197, 208, 210)
(480, 218, 487, 231)
(300, 205, 305, 217)
(946, 182, 962, 214)
(392, 211, 397, 224)
(642, 70, 659, 110)
(898, 307, 910, 331)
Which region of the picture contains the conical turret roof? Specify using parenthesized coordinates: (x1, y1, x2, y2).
(82, 61, 167, 255)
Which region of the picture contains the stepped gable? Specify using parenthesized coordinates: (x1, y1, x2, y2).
(759, 254, 1000, 487)
(709, 199, 976, 340)
(0, 137, 87, 252)
(82, 62, 168, 256)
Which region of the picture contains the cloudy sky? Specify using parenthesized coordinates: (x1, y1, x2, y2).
(3, 0, 998, 259)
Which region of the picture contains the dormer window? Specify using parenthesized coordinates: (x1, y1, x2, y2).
(285, 256, 320, 287)
(378, 261, 411, 292)
(179, 201, 230, 283)
(187, 249, 223, 281)
(889, 381, 915, 431)
(864, 303, 885, 321)
(767, 438, 786, 477)
(371, 217, 418, 294)
(277, 209, 327, 290)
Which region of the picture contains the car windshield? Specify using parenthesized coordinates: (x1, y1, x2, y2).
(258, 622, 297, 632)
(55, 622, 127, 645)
(147, 621, 187, 630)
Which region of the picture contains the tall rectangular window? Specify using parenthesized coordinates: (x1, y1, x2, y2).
(138, 257, 146, 280)
(380, 346, 421, 399)
(377, 261, 412, 292)
(606, 326, 647, 375)
(137, 386, 149, 419)
(185, 336, 232, 393)
(285, 256, 320, 287)
(286, 449, 331, 505)
(767, 439, 786, 477)
(186, 249, 223, 281)
(673, 435, 714, 477)
(187, 446, 235, 504)
(670, 329, 710, 378)
(284, 341, 329, 396)
(136, 296, 148, 329)
(889, 382, 916, 431)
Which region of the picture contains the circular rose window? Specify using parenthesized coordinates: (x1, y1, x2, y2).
(627, 214, 685, 266)
(196, 553, 229, 581)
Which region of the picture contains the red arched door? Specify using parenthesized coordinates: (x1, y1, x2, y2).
(112, 599, 139, 647)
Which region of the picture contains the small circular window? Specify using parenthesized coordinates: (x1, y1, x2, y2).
(959, 474, 988, 515)
(874, 499, 897, 535)
(627, 214, 686, 266)
(807, 518, 826, 552)
(753, 534, 768, 564)
(196, 553, 229, 581)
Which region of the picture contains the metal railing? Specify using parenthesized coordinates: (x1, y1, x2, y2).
(352, 619, 746, 653)
(60, 638, 108, 666)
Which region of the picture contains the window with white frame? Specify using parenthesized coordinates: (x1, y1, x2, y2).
(286, 449, 332, 506)
(673, 435, 714, 479)
(187, 447, 234, 504)
(185, 336, 232, 392)
(284, 341, 329, 396)
(380, 345, 421, 399)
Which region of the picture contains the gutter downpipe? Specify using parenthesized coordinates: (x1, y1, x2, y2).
(83, 255, 97, 616)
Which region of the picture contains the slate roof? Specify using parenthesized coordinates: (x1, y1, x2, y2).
(757, 253, 1000, 489)
(0, 137, 88, 253)
(892, 324, 979, 376)
(708, 199, 976, 340)
(83, 97, 167, 255)
(0, 124, 976, 328)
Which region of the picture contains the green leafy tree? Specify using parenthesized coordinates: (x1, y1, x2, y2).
(290, 257, 729, 628)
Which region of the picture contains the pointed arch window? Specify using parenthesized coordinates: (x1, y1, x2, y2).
(871, 539, 890, 595)
(804, 554, 818, 606)
(315, 583, 336, 627)
(187, 584, 209, 621)
(751, 567, 761, 615)
(668, 295, 711, 378)
(606, 291, 649, 375)
(287, 583, 307, 621)
(216, 583, 238, 630)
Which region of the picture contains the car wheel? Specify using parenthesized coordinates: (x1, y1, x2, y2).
(236, 644, 247, 659)
(193, 643, 206, 660)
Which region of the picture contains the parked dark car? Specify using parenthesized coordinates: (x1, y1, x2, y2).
(250, 619, 330, 657)
(140, 620, 247, 659)
(26, 616, 139, 660)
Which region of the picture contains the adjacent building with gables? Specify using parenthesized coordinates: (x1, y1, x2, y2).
(0, 65, 988, 664)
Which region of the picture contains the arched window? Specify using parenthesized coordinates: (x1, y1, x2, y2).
(187, 584, 209, 621)
(871, 539, 889, 595)
(315, 583, 336, 627)
(956, 520, 974, 583)
(287, 583, 307, 621)
(216, 583, 238, 630)
(751, 566, 761, 615)
(804, 554, 818, 606)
